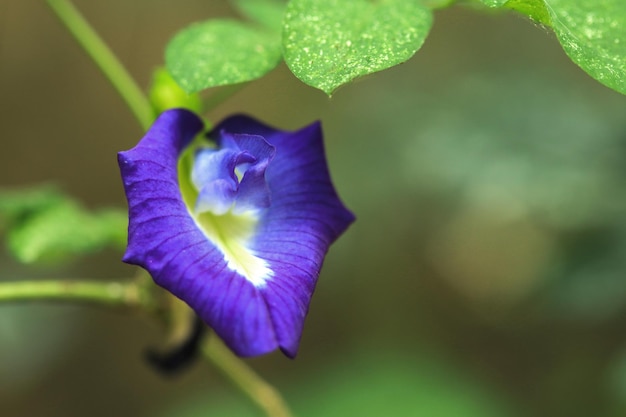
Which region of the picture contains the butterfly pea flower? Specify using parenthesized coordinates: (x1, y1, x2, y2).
(118, 109, 354, 357)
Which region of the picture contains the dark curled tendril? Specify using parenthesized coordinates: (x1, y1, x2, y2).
(144, 316, 206, 376)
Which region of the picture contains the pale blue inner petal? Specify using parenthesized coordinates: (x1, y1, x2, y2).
(178, 138, 274, 287)
(192, 148, 255, 215)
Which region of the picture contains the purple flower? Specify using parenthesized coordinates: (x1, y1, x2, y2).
(118, 109, 354, 357)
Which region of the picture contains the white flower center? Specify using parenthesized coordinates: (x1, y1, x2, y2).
(194, 210, 272, 287)
(178, 141, 273, 287)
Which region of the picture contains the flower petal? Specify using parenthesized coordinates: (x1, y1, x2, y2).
(210, 115, 355, 357)
(225, 133, 275, 214)
(192, 147, 252, 215)
(119, 110, 354, 358)
(118, 110, 278, 356)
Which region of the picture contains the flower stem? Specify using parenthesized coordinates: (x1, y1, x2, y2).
(0, 279, 147, 309)
(0, 278, 295, 417)
(202, 336, 295, 417)
(46, 0, 154, 130)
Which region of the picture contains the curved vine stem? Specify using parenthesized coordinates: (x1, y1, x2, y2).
(46, 0, 154, 130)
(202, 336, 295, 417)
(0, 277, 295, 417)
(0, 279, 157, 313)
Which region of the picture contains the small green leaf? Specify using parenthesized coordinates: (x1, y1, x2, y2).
(232, 0, 286, 33)
(7, 202, 127, 264)
(283, 0, 433, 95)
(0, 186, 127, 264)
(166, 20, 282, 93)
(0, 186, 64, 231)
(545, 0, 626, 95)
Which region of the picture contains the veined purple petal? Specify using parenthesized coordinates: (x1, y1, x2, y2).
(118, 109, 355, 358)
(209, 115, 355, 357)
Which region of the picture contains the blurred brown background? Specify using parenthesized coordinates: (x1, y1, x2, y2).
(2, 1, 626, 416)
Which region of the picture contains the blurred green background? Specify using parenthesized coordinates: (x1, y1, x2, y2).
(2, 1, 626, 416)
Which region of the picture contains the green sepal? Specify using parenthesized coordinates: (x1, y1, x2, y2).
(149, 67, 203, 115)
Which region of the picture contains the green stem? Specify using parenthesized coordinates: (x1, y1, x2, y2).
(202, 336, 295, 417)
(47, 0, 154, 130)
(0, 279, 148, 309)
(0, 279, 295, 417)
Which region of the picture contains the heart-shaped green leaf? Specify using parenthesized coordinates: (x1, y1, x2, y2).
(545, 0, 626, 95)
(282, 0, 433, 95)
(479, 0, 626, 95)
(166, 20, 282, 93)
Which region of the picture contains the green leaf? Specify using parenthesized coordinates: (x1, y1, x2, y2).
(282, 0, 433, 95)
(232, 0, 286, 33)
(165, 20, 282, 93)
(7, 202, 127, 264)
(0, 186, 64, 231)
(480, 0, 626, 95)
(478, 0, 509, 6)
(545, 0, 626, 95)
(0, 186, 127, 264)
(504, 0, 551, 25)
(422, 0, 457, 9)
(477, 0, 550, 24)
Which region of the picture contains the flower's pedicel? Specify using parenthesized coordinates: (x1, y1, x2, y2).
(118, 109, 354, 357)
